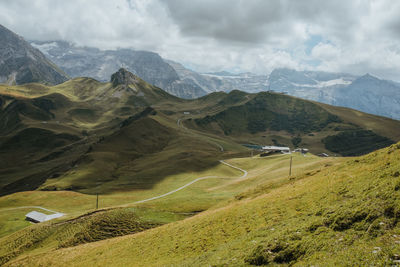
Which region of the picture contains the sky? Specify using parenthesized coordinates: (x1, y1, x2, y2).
(1, 0, 400, 80)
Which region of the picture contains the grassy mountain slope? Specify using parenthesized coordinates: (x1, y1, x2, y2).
(316, 101, 400, 141)
(5, 142, 400, 266)
(1, 71, 400, 196)
(1, 37, 399, 266)
(194, 91, 341, 135)
(0, 152, 340, 265)
(0, 70, 246, 196)
(188, 91, 399, 155)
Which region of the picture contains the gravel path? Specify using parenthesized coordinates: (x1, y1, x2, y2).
(131, 160, 247, 204)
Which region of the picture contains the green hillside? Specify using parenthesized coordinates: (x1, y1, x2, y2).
(3, 142, 400, 266)
(188, 91, 399, 156)
(1, 69, 400, 265)
(195, 92, 341, 135)
(0, 152, 337, 264)
(1, 69, 400, 196)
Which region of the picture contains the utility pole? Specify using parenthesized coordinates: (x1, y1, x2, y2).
(289, 156, 293, 177)
(251, 150, 253, 157)
(96, 193, 99, 210)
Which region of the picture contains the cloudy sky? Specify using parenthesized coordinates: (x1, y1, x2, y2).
(1, 0, 400, 80)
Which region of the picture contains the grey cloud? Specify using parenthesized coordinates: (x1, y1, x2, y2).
(162, 0, 362, 45)
(0, 0, 400, 81)
(162, 0, 287, 44)
(0, 0, 173, 50)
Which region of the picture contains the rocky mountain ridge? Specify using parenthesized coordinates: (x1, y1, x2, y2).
(0, 25, 68, 85)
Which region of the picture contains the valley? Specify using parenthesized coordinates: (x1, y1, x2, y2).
(0, 68, 399, 266)
(1, 68, 399, 196)
(0, 19, 400, 266)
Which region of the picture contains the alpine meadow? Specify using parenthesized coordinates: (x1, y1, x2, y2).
(1, 1, 400, 266)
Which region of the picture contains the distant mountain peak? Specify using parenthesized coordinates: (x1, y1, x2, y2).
(358, 73, 378, 80)
(110, 68, 139, 87)
(350, 73, 382, 86)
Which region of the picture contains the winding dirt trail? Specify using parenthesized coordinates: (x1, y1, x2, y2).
(2, 160, 248, 215)
(131, 160, 248, 204)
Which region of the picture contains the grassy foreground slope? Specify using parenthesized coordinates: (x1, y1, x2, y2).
(0, 153, 334, 249)
(7, 142, 400, 266)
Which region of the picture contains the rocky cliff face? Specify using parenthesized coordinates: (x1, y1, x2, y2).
(31, 41, 207, 99)
(0, 25, 68, 85)
(110, 68, 139, 87)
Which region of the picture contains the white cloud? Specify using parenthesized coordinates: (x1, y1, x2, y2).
(0, 0, 400, 81)
(311, 43, 341, 61)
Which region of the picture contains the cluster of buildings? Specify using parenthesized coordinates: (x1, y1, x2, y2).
(261, 146, 309, 154)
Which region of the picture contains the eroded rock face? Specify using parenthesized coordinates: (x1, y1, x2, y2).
(110, 68, 139, 87)
(0, 24, 68, 85)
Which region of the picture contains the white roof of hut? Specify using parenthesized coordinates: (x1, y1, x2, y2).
(25, 211, 64, 223)
(262, 146, 290, 151)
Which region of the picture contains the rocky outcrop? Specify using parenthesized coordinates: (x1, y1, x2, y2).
(111, 68, 139, 87)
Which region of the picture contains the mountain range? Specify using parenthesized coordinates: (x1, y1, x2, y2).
(31, 39, 400, 120)
(0, 23, 398, 120)
(267, 68, 400, 120)
(30, 40, 207, 99)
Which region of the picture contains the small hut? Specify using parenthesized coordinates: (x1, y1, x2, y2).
(25, 211, 64, 223)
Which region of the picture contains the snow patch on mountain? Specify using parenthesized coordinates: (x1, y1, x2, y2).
(290, 78, 352, 88)
(31, 41, 59, 56)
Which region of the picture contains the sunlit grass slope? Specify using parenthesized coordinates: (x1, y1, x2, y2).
(0, 153, 330, 237)
(6, 142, 400, 266)
(0, 153, 337, 265)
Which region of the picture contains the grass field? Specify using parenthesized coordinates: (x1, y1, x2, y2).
(0, 153, 332, 236)
(4, 142, 398, 266)
(0, 152, 340, 265)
